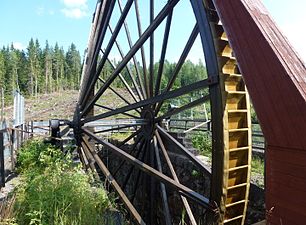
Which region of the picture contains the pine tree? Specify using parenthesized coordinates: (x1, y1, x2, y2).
(0, 50, 5, 90)
(43, 41, 53, 93)
(65, 43, 81, 89)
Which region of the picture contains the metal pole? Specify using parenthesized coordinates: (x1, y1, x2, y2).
(0, 132, 5, 187)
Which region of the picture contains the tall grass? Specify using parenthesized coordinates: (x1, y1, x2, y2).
(9, 139, 113, 225)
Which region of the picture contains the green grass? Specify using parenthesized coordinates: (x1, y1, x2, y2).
(251, 156, 265, 175)
(8, 139, 115, 225)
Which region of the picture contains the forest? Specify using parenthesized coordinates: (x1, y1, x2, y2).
(0, 38, 82, 103)
(0, 38, 208, 104)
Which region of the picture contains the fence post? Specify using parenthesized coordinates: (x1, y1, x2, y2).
(21, 124, 24, 144)
(16, 128, 19, 150)
(0, 132, 5, 187)
(31, 121, 34, 138)
(11, 129, 15, 170)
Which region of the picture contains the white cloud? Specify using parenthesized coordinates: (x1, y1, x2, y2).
(13, 42, 25, 50)
(62, 0, 87, 8)
(61, 8, 87, 19)
(61, 0, 88, 19)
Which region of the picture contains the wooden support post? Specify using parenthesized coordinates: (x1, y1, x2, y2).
(0, 132, 5, 187)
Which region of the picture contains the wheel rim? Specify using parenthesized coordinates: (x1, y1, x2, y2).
(75, 1, 252, 224)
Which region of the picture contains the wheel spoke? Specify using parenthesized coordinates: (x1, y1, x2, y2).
(82, 127, 215, 210)
(154, 9, 173, 97)
(153, 136, 172, 225)
(108, 25, 144, 101)
(119, 128, 142, 147)
(149, 0, 154, 98)
(118, 0, 147, 99)
(81, 136, 147, 225)
(98, 77, 140, 113)
(156, 125, 211, 177)
(94, 103, 139, 118)
(122, 140, 148, 191)
(80, 1, 116, 108)
(81, 0, 180, 116)
(156, 94, 210, 122)
(93, 124, 140, 134)
(83, 78, 216, 124)
(155, 131, 197, 225)
(81, 0, 133, 110)
(134, 0, 148, 97)
(113, 136, 145, 176)
(155, 24, 199, 114)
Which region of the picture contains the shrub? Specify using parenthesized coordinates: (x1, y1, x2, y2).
(191, 132, 212, 158)
(12, 139, 113, 225)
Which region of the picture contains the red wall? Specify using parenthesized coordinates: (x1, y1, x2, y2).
(213, 0, 306, 223)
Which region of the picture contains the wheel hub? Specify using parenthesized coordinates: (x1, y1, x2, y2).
(141, 107, 155, 140)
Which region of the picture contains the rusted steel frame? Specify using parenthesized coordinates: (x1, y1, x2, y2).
(153, 136, 172, 225)
(81, 0, 134, 110)
(113, 136, 144, 176)
(94, 103, 139, 119)
(101, 50, 139, 103)
(98, 77, 140, 114)
(155, 131, 197, 225)
(156, 95, 210, 122)
(134, 0, 148, 97)
(149, 0, 155, 98)
(157, 125, 211, 176)
(117, 0, 146, 100)
(108, 25, 144, 101)
(80, 1, 115, 107)
(93, 124, 139, 134)
(155, 24, 199, 114)
(81, 136, 147, 225)
(83, 78, 216, 124)
(82, 128, 215, 211)
(154, 8, 173, 97)
(81, 0, 180, 116)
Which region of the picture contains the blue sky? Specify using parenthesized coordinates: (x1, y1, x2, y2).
(0, 0, 305, 62)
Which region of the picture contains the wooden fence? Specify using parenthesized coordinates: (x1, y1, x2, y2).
(0, 121, 51, 188)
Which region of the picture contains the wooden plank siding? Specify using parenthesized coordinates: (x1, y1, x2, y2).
(212, 0, 306, 224)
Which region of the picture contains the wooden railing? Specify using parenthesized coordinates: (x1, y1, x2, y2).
(168, 118, 265, 157)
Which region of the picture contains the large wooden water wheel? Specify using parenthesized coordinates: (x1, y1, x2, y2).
(74, 0, 252, 224)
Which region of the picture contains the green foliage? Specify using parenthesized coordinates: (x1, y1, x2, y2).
(191, 132, 212, 158)
(1, 39, 81, 104)
(13, 139, 113, 225)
